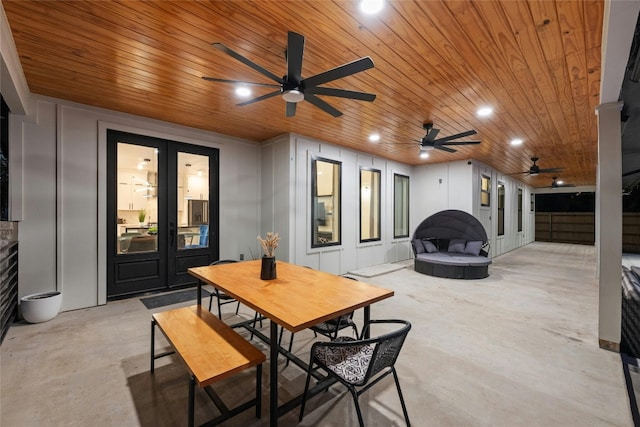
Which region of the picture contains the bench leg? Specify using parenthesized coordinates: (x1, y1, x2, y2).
(150, 319, 156, 372)
(188, 375, 195, 427)
(256, 363, 262, 418)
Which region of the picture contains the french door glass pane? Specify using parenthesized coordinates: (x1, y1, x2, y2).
(178, 152, 209, 250)
(116, 143, 158, 254)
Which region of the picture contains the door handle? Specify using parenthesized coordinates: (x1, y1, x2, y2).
(169, 222, 175, 246)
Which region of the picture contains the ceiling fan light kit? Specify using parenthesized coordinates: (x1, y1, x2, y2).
(281, 89, 304, 103)
(203, 31, 376, 117)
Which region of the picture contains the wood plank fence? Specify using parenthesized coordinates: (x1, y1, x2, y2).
(535, 212, 640, 253)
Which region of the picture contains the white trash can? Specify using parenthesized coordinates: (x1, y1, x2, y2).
(20, 292, 62, 323)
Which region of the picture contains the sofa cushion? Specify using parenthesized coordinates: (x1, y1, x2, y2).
(413, 239, 425, 254)
(422, 240, 438, 253)
(464, 240, 483, 256)
(448, 239, 466, 253)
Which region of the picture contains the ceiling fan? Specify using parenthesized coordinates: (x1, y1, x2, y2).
(202, 31, 376, 118)
(538, 176, 576, 189)
(418, 122, 481, 153)
(511, 157, 563, 176)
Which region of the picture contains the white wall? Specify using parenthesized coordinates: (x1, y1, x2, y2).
(413, 159, 535, 258)
(260, 133, 413, 275)
(13, 95, 262, 310)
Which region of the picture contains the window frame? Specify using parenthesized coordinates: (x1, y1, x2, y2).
(517, 188, 523, 232)
(497, 182, 505, 236)
(359, 167, 381, 243)
(311, 156, 342, 248)
(481, 174, 491, 207)
(393, 174, 410, 239)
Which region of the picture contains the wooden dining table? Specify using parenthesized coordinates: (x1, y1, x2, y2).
(188, 259, 394, 427)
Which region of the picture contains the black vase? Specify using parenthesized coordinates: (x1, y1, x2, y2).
(260, 256, 277, 280)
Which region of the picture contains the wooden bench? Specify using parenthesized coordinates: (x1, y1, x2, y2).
(150, 304, 266, 427)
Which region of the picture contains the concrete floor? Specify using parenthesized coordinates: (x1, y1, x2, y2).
(0, 242, 633, 426)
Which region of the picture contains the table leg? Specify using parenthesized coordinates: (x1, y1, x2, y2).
(270, 321, 278, 427)
(197, 280, 202, 306)
(363, 306, 371, 339)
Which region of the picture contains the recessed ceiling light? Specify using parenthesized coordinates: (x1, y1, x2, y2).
(477, 106, 493, 117)
(235, 87, 251, 98)
(368, 133, 380, 142)
(510, 138, 523, 146)
(419, 151, 429, 159)
(360, 0, 384, 14)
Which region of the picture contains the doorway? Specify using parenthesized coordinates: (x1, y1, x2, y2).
(106, 130, 219, 298)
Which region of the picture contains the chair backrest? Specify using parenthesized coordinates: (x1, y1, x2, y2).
(127, 235, 156, 252)
(199, 224, 209, 246)
(361, 320, 411, 381)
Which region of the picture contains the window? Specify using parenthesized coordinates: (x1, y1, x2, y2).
(497, 182, 505, 236)
(481, 174, 491, 207)
(312, 157, 341, 247)
(394, 174, 409, 238)
(518, 188, 523, 232)
(530, 193, 535, 212)
(360, 168, 381, 242)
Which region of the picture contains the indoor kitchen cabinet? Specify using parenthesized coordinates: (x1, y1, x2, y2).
(117, 170, 149, 211)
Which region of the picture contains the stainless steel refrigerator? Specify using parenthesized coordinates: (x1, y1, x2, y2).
(188, 199, 208, 226)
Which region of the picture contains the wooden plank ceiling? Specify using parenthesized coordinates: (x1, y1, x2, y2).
(2, 0, 603, 187)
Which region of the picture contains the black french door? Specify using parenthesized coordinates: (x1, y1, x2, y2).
(106, 130, 219, 298)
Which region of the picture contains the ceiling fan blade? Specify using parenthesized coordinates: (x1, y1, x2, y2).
(304, 93, 342, 117)
(201, 77, 280, 88)
(537, 167, 563, 174)
(286, 102, 297, 117)
(236, 90, 281, 106)
(305, 86, 376, 101)
(433, 130, 477, 144)
(435, 145, 457, 153)
(422, 128, 440, 144)
(287, 32, 305, 83)
(212, 42, 282, 84)
(302, 57, 374, 88)
(439, 140, 482, 146)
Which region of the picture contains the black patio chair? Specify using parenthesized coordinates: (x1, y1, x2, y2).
(207, 260, 241, 318)
(279, 275, 359, 366)
(299, 319, 412, 427)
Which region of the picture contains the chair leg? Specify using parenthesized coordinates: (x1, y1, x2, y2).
(392, 368, 411, 426)
(299, 359, 315, 421)
(217, 298, 223, 319)
(250, 312, 260, 340)
(349, 386, 365, 427)
(235, 301, 240, 315)
(208, 294, 214, 312)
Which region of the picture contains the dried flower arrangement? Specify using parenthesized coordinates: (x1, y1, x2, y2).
(257, 232, 280, 258)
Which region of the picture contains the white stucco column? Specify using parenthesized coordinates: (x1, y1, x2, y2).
(596, 101, 623, 351)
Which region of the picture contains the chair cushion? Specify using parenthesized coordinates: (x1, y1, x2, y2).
(413, 239, 425, 254)
(313, 337, 374, 384)
(448, 239, 466, 253)
(464, 240, 483, 256)
(422, 240, 438, 253)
